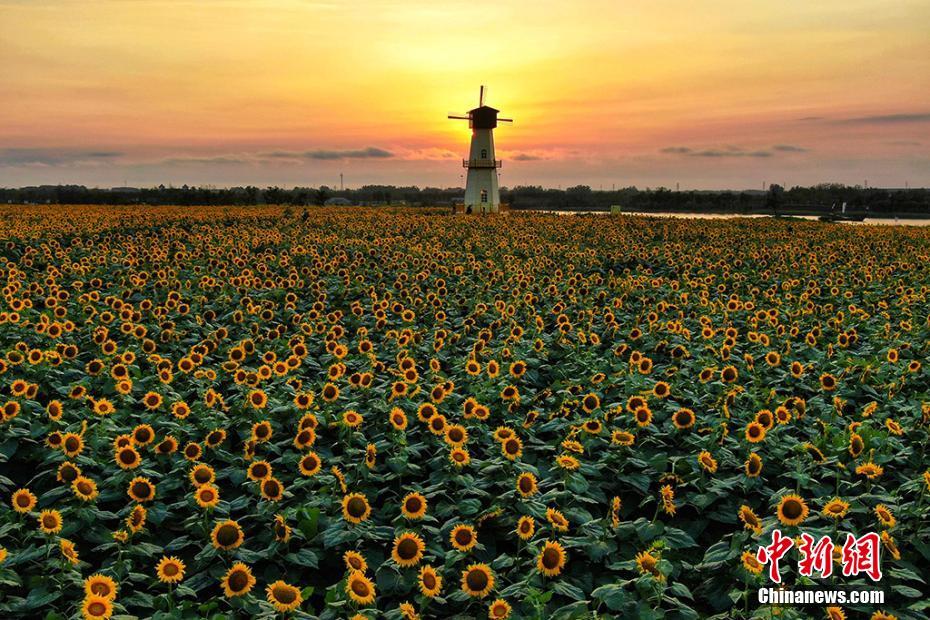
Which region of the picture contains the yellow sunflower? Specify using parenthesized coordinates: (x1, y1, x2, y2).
(266, 580, 303, 612)
(221, 562, 255, 598)
(460, 563, 495, 598)
(776, 494, 809, 526)
(537, 540, 567, 577)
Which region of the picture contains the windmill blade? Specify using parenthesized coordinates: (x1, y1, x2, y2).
(448, 114, 470, 120)
(479, 85, 485, 107)
(498, 117, 514, 123)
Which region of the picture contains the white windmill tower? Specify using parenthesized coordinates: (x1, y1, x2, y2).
(449, 86, 512, 214)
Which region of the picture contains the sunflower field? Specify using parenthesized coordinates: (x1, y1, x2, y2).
(1, 205, 929, 620)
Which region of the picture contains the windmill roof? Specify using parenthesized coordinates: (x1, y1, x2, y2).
(468, 105, 500, 113)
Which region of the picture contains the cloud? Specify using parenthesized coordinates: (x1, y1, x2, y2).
(267, 147, 393, 160)
(512, 153, 544, 161)
(660, 146, 772, 158)
(838, 112, 930, 125)
(0, 148, 123, 167)
(772, 144, 808, 152)
(161, 155, 254, 165)
(800, 112, 930, 125)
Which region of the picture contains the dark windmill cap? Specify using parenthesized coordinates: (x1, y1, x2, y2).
(468, 105, 501, 129)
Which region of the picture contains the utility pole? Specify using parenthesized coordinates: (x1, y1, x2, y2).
(340, 173, 344, 191)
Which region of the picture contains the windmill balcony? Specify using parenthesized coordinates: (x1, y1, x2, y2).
(463, 158, 502, 169)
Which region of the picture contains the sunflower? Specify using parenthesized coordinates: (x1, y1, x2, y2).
(390, 408, 409, 430)
(401, 492, 428, 520)
(516, 472, 538, 497)
(738, 505, 762, 535)
(73, 476, 99, 502)
(653, 381, 671, 398)
(537, 540, 567, 577)
(343, 409, 363, 428)
(346, 570, 376, 605)
(11, 488, 37, 513)
(115, 446, 141, 470)
(194, 484, 221, 509)
(720, 365, 738, 383)
(155, 435, 178, 454)
(62, 432, 84, 457)
(211, 519, 244, 550)
(398, 602, 419, 620)
(874, 504, 896, 528)
(635, 550, 664, 580)
(581, 393, 600, 413)
(633, 406, 653, 427)
(127, 504, 147, 533)
(248, 389, 268, 409)
(776, 494, 809, 526)
(221, 561, 255, 598)
(611, 430, 635, 446)
(293, 453, 321, 478)
(856, 461, 884, 479)
(444, 424, 468, 445)
(418, 564, 442, 597)
(460, 563, 495, 598)
(450, 524, 478, 552)
(555, 454, 580, 470)
(156, 556, 185, 584)
(60, 538, 79, 564)
(672, 408, 695, 430)
(741, 551, 763, 575)
(489, 598, 512, 619)
(132, 424, 155, 445)
(81, 595, 113, 620)
(881, 531, 900, 561)
(745, 422, 766, 443)
(822, 498, 850, 520)
(755, 410, 774, 430)
(127, 476, 155, 503)
(745, 453, 763, 477)
(825, 607, 846, 620)
(84, 573, 118, 599)
(501, 436, 523, 460)
(342, 493, 371, 524)
(849, 433, 865, 457)
(820, 373, 838, 391)
(697, 450, 718, 473)
(251, 420, 273, 443)
(450, 447, 471, 467)
(93, 399, 115, 416)
(260, 477, 284, 501)
(344, 550, 368, 573)
(38, 509, 63, 534)
(183, 442, 202, 461)
(546, 508, 569, 532)
(190, 463, 216, 486)
(516, 515, 535, 540)
(392, 532, 426, 567)
(428, 414, 447, 435)
(266, 580, 303, 612)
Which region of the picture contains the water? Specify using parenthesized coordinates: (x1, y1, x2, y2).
(519, 210, 930, 227)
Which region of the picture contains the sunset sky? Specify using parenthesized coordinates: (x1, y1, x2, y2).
(1, 0, 928, 189)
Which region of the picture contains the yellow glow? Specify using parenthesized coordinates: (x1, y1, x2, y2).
(1, 0, 928, 187)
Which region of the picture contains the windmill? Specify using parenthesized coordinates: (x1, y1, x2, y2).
(449, 86, 512, 214)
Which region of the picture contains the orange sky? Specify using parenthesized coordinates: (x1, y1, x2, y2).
(1, 0, 928, 189)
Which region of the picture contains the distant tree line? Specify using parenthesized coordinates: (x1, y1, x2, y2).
(1, 183, 929, 215)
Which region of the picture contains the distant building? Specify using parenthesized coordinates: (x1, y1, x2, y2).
(324, 197, 353, 206)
